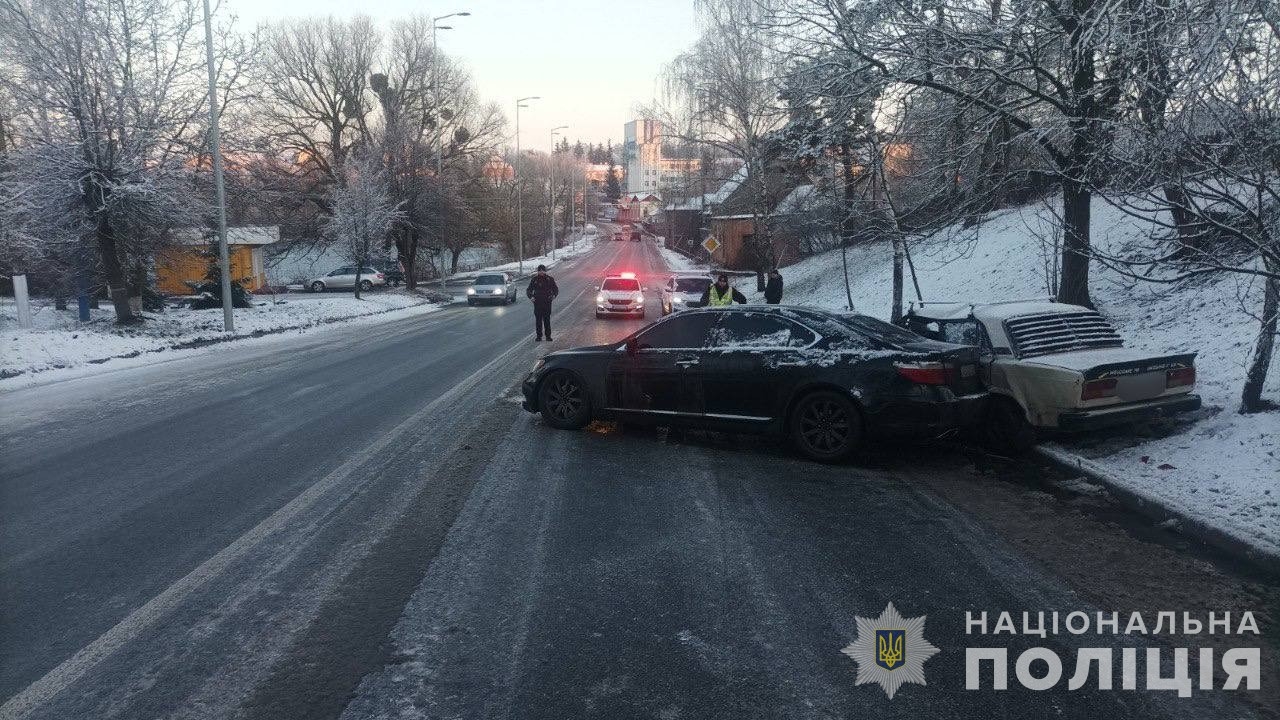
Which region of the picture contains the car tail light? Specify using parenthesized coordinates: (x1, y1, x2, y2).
(376, 273, 385, 279)
(1166, 367, 1195, 388)
(894, 361, 955, 385)
(1081, 378, 1118, 400)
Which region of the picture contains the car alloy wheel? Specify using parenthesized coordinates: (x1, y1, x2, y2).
(791, 390, 861, 462)
(310, 281, 325, 293)
(539, 371, 590, 429)
(359, 280, 373, 291)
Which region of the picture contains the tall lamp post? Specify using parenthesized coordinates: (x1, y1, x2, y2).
(433, 11, 469, 285)
(201, 0, 232, 331)
(549, 125, 567, 260)
(515, 95, 540, 276)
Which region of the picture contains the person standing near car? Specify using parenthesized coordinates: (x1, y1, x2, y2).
(764, 268, 784, 304)
(700, 273, 747, 306)
(526, 264, 559, 341)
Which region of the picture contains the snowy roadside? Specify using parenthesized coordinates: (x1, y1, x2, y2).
(1, 290, 444, 388)
(751, 196, 1279, 559)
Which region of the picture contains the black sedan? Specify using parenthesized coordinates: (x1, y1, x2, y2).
(522, 306, 988, 462)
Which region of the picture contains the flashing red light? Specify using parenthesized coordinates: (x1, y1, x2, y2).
(619, 272, 636, 279)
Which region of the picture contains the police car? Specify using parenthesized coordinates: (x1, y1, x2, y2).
(594, 272, 647, 319)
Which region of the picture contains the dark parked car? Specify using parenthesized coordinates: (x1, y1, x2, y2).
(375, 261, 404, 286)
(522, 306, 987, 462)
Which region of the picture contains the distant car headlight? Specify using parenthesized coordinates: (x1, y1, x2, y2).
(596, 294, 605, 303)
(492, 287, 503, 295)
(672, 296, 684, 304)
(466, 287, 476, 295)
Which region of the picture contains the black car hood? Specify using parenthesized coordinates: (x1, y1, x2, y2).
(547, 342, 620, 358)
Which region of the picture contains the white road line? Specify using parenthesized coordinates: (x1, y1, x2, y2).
(0, 275, 600, 718)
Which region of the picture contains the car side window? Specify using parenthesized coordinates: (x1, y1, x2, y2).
(635, 313, 719, 350)
(940, 320, 983, 347)
(709, 312, 815, 348)
(329, 267, 350, 276)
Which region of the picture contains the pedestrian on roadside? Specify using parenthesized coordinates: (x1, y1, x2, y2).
(526, 264, 559, 341)
(700, 273, 747, 306)
(764, 268, 784, 305)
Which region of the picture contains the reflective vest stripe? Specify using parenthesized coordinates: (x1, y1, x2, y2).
(708, 285, 733, 306)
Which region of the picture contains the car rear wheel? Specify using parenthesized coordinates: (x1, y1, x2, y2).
(982, 396, 1037, 455)
(539, 371, 591, 430)
(310, 281, 325, 293)
(359, 280, 373, 291)
(789, 390, 862, 463)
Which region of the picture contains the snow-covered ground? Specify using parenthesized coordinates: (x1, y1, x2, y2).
(1, 290, 442, 385)
(753, 196, 1279, 557)
(465, 234, 598, 276)
(658, 242, 711, 274)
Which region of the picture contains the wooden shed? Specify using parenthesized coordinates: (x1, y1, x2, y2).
(155, 226, 279, 294)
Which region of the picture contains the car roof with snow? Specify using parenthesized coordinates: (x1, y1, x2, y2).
(906, 300, 1090, 322)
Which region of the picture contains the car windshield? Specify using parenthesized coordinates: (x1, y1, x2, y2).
(674, 278, 712, 293)
(602, 278, 640, 291)
(474, 275, 505, 285)
(835, 314, 929, 347)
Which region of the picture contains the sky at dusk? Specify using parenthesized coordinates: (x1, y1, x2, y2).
(229, 0, 702, 152)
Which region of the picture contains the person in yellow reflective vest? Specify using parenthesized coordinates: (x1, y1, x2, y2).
(699, 273, 747, 306)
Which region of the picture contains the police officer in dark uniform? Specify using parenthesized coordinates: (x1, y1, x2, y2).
(526, 264, 559, 341)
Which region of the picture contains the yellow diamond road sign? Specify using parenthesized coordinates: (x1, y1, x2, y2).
(702, 236, 720, 254)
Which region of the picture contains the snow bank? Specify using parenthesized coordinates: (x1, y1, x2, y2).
(759, 196, 1279, 556)
(658, 242, 710, 274)
(1, 290, 442, 384)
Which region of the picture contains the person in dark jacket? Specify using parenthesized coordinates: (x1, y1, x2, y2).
(699, 273, 747, 306)
(526, 264, 559, 341)
(764, 268, 784, 304)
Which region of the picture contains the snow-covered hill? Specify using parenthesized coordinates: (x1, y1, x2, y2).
(750, 196, 1279, 557)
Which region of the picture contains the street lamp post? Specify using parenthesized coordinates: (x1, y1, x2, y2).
(549, 125, 567, 260)
(432, 11, 469, 286)
(201, 0, 233, 331)
(515, 95, 540, 277)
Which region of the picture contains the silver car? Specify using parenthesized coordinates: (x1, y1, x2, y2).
(467, 272, 518, 305)
(660, 274, 713, 315)
(308, 266, 386, 292)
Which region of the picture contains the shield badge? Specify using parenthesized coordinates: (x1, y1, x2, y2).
(875, 629, 905, 670)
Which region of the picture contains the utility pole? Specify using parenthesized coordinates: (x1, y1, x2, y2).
(549, 125, 567, 260)
(202, 0, 233, 331)
(432, 11, 469, 287)
(515, 95, 540, 276)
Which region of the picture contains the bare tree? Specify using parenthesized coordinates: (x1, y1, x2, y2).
(0, 0, 238, 322)
(323, 149, 403, 300)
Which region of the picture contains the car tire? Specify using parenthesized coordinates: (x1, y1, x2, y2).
(539, 371, 591, 430)
(309, 281, 325, 293)
(359, 280, 373, 292)
(982, 396, 1038, 455)
(789, 390, 862, 463)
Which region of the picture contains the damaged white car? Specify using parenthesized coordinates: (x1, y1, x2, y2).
(899, 301, 1201, 454)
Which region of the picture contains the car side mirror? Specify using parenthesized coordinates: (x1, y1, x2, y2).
(625, 337, 639, 356)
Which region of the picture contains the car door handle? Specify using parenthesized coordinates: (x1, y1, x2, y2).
(675, 358, 699, 367)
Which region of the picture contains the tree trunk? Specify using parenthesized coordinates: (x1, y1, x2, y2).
(1239, 260, 1278, 414)
(450, 248, 462, 274)
(840, 149, 856, 310)
(353, 266, 364, 300)
(891, 233, 904, 323)
(97, 217, 138, 324)
(1057, 179, 1093, 308)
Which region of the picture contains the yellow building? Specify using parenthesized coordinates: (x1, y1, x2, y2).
(155, 226, 279, 295)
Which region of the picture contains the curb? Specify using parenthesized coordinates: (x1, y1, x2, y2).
(1034, 445, 1280, 575)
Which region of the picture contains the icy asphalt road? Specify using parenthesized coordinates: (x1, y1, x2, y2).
(1, 238, 1277, 719)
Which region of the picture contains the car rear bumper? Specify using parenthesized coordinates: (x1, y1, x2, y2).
(870, 391, 988, 438)
(1056, 393, 1201, 431)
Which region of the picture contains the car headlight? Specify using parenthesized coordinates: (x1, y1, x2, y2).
(466, 287, 476, 295)
(596, 294, 605, 303)
(633, 294, 644, 303)
(492, 288, 503, 295)
(672, 296, 684, 303)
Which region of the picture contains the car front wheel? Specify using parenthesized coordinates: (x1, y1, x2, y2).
(790, 390, 862, 462)
(310, 281, 325, 293)
(539, 371, 591, 429)
(982, 396, 1037, 455)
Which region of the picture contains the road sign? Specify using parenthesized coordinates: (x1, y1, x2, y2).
(702, 236, 720, 254)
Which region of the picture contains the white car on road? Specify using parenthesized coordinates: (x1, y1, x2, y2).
(467, 273, 518, 305)
(595, 273, 646, 319)
(660, 274, 714, 315)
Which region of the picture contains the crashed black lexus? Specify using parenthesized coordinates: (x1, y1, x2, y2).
(522, 306, 988, 461)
